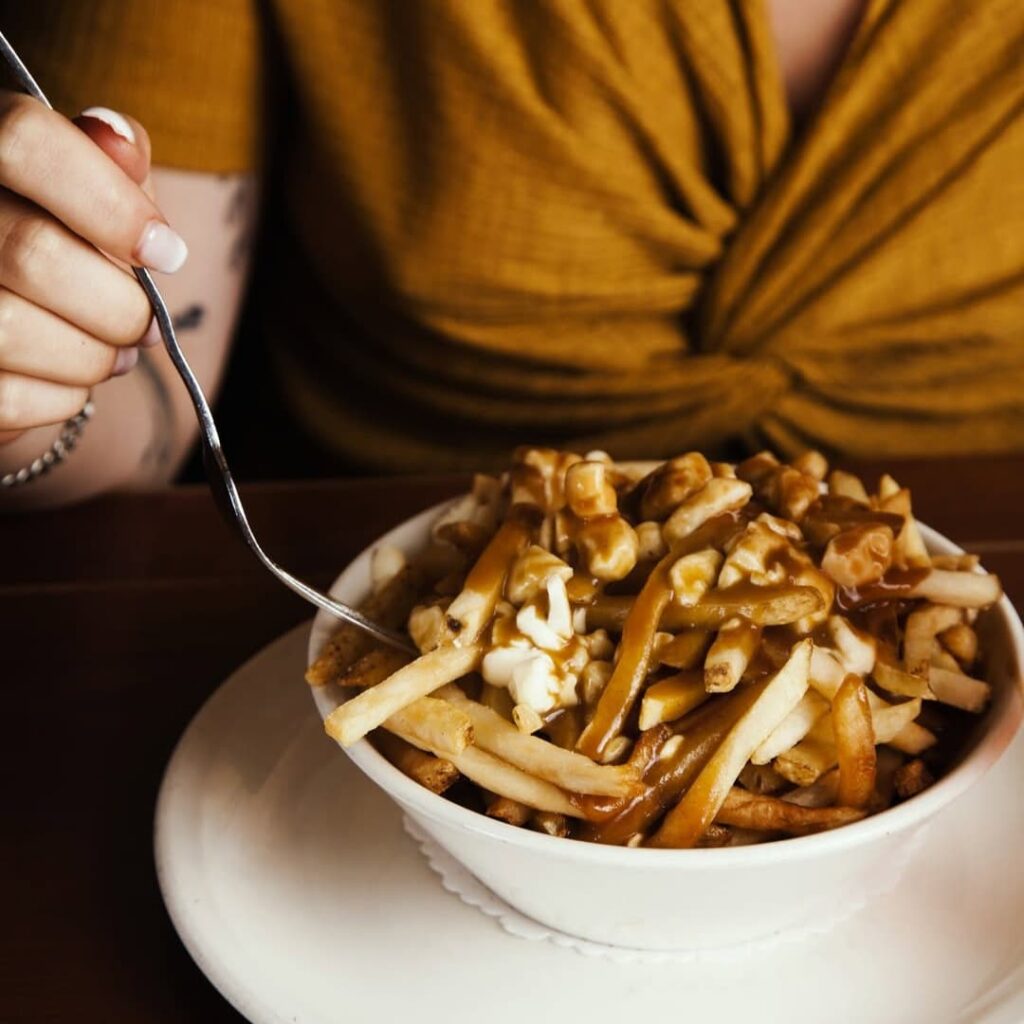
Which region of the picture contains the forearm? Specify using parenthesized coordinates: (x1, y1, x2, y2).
(0, 168, 256, 509)
(0, 359, 171, 508)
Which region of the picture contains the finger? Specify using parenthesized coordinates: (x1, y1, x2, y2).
(0, 288, 137, 387)
(0, 371, 88, 431)
(73, 107, 151, 187)
(0, 93, 186, 273)
(0, 192, 152, 346)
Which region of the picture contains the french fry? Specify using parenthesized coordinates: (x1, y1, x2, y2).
(338, 648, 412, 689)
(480, 681, 515, 719)
(809, 698, 923, 749)
(828, 615, 876, 675)
(928, 666, 991, 712)
(930, 645, 961, 672)
(750, 690, 830, 765)
(449, 746, 582, 817)
(439, 687, 638, 797)
(512, 704, 544, 735)
(486, 795, 532, 827)
(894, 758, 934, 800)
(832, 675, 877, 809)
(877, 485, 930, 568)
(580, 662, 613, 716)
(724, 827, 778, 847)
(876, 473, 900, 501)
(809, 648, 935, 754)
(781, 767, 839, 807)
(872, 746, 904, 810)
(781, 696, 927, 785)
(600, 736, 633, 764)
(544, 704, 584, 749)
(902, 569, 1001, 608)
(407, 602, 448, 653)
(626, 724, 673, 776)
(306, 562, 429, 686)
(578, 682, 767, 844)
(442, 513, 535, 644)
(828, 469, 870, 504)
(904, 605, 962, 677)
(586, 583, 823, 632)
(638, 670, 709, 729)
(774, 737, 836, 787)
(325, 645, 482, 747)
(715, 788, 865, 834)
(939, 622, 978, 667)
(704, 619, 761, 693)
(380, 697, 474, 760)
(317, 448, 1000, 850)
(738, 761, 788, 795)
(649, 639, 812, 848)
(373, 730, 460, 794)
(531, 811, 570, 837)
(929, 553, 980, 572)
(576, 553, 674, 760)
(888, 721, 937, 756)
(434, 520, 491, 558)
(657, 630, 712, 669)
(872, 658, 931, 699)
(696, 823, 734, 847)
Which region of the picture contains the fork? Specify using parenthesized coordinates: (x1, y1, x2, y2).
(0, 31, 416, 655)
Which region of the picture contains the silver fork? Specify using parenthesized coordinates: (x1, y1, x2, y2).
(0, 31, 416, 655)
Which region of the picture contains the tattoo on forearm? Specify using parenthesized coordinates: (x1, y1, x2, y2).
(136, 349, 176, 475)
(174, 304, 206, 331)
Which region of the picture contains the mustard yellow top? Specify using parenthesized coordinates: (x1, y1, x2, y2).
(5, 1, 1024, 469)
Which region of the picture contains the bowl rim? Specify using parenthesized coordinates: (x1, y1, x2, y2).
(310, 497, 1024, 868)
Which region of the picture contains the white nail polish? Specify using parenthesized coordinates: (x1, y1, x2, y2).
(135, 220, 188, 274)
(80, 106, 136, 144)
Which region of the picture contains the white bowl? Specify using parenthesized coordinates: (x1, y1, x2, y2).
(308, 499, 1024, 952)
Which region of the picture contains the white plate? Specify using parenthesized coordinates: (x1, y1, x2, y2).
(156, 624, 1024, 1024)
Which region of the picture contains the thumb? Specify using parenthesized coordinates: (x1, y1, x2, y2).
(73, 107, 153, 196)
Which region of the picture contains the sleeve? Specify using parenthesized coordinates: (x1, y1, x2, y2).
(0, 0, 261, 173)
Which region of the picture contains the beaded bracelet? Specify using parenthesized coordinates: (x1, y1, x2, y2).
(0, 399, 95, 488)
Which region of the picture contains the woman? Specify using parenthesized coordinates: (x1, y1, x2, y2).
(0, 0, 1021, 507)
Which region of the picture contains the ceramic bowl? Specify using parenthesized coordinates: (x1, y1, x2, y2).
(308, 499, 1024, 952)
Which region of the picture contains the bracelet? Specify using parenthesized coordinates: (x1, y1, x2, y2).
(1, 399, 95, 488)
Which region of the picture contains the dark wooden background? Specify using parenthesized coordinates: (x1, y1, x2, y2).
(2, 459, 1022, 1021)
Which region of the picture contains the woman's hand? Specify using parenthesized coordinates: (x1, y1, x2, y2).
(0, 94, 187, 444)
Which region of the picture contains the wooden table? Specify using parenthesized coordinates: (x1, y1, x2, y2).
(3, 461, 1023, 1023)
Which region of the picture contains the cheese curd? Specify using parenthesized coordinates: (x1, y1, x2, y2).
(482, 565, 591, 714)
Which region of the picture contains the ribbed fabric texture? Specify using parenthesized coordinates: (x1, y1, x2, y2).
(1, 0, 260, 172)
(3, 0, 1024, 469)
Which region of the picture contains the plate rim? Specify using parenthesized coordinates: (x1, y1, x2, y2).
(154, 622, 1024, 1024)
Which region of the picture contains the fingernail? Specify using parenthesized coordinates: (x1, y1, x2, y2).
(140, 317, 162, 348)
(135, 220, 188, 274)
(112, 347, 139, 377)
(79, 106, 136, 144)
